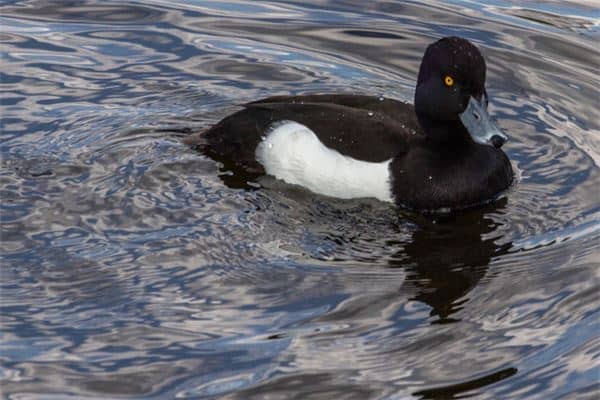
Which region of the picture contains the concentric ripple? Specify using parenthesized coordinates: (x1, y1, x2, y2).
(1, 1, 598, 399)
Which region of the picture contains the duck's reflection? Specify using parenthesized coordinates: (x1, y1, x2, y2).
(185, 136, 512, 324)
(394, 202, 511, 323)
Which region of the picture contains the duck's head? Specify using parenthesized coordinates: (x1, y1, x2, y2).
(414, 37, 507, 149)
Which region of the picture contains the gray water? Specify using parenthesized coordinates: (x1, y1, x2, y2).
(1, 1, 599, 399)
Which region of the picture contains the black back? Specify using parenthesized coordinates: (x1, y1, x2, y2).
(191, 95, 421, 174)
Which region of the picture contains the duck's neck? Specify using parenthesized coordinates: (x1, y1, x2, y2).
(417, 115, 473, 155)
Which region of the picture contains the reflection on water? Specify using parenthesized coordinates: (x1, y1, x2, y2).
(398, 207, 512, 323)
(1, 0, 599, 399)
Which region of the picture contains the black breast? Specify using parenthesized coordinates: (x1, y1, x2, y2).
(390, 143, 513, 210)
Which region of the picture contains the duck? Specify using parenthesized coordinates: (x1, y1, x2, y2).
(186, 36, 514, 211)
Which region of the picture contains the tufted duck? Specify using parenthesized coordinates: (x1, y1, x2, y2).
(185, 37, 514, 210)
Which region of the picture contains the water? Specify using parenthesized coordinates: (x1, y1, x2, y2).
(1, 0, 599, 398)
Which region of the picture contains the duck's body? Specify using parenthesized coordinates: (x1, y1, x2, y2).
(201, 95, 416, 169)
(187, 37, 514, 210)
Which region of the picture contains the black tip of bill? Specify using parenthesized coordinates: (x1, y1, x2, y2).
(491, 134, 507, 148)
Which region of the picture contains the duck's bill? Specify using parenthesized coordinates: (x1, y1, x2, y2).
(459, 96, 508, 148)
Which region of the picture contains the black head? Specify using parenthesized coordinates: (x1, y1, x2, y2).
(414, 37, 507, 148)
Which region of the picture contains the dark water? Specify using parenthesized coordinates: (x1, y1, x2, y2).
(1, 0, 599, 398)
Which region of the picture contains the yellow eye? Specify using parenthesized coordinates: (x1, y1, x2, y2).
(444, 75, 454, 87)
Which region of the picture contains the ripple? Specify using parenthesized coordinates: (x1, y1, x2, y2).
(2, 1, 167, 25)
(1, 0, 598, 399)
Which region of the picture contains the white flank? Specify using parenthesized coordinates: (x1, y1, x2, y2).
(255, 121, 393, 202)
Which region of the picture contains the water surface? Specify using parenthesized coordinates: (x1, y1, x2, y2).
(1, 1, 599, 399)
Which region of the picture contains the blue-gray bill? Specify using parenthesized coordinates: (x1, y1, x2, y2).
(459, 96, 508, 148)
